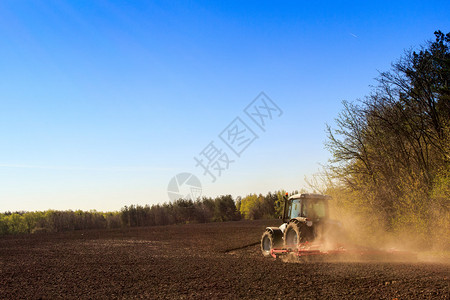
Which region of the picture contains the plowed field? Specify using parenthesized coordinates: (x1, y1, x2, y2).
(0, 220, 448, 299)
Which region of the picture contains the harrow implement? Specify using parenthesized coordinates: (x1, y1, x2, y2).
(270, 241, 415, 261)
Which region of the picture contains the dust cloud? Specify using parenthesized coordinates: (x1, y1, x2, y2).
(281, 203, 449, 264)
(309, 205, 450, 264)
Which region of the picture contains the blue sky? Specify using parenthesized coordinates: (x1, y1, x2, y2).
(0, 1, 448, 211)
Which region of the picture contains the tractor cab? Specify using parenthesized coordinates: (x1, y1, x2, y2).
(282, 194, 330, 223)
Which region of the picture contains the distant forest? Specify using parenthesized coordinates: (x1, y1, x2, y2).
(0, 191, 289, 235)
(1, 31, 448, 247)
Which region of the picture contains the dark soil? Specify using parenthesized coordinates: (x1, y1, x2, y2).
(0, 220, 448, 299)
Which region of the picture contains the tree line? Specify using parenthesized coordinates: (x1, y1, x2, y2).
(120, 195, 239, 227)
(0, 192, 289, 235)
(0, 210, 121, 235)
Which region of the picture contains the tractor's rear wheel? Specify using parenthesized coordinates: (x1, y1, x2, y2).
(284, 221, 307, 248)
(261, 231, 275, 257)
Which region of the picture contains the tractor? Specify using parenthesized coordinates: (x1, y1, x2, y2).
(261, 193, 342, 258)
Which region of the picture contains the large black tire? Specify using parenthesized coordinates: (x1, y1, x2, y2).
(261, 231, 279, 257)
(284, 221, 310, 248)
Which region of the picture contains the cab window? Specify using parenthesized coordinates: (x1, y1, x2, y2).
(302, 199, 327, 219)
(288, 199, 302, 219)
